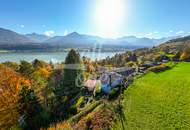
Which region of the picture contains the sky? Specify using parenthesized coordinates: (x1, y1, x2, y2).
(0, 0, 190, 38)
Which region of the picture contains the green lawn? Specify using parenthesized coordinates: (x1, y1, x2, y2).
(113, 62, 190, 130)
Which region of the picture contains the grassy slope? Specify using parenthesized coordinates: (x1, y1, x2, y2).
(113, 62, 190, 130)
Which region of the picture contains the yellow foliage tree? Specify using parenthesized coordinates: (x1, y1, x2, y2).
(0, 64, 30, 129)
(180, 43, 190, 61)
(180, 51, 190, 61)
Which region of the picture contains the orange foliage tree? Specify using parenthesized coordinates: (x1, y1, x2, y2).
(0, 64, 30, 129)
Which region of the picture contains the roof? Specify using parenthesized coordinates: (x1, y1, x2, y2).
(113, 67, 133, 72)
(84, 79, 98, 91)
(100, 72, 123, 86)
(97, 67, 109, 73)
(112, 67, 135, 76)
(141, 62, 155, 68)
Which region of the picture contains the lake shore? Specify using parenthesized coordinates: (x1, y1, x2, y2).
(0, 51, 125, 63)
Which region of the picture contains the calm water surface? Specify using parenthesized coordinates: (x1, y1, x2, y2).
(0, 51, 124, 63)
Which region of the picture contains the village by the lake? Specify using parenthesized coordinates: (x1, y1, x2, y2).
(1, 0, 190, 129)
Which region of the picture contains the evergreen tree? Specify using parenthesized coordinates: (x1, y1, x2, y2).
(32, 59, 46, 69)
(17, 86, 43, 130)
(62, 49, 84, 96)
(19, 60, 34, 78)
(52, 49, 83, 120)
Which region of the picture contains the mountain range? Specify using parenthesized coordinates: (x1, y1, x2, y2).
(26, 33, 50, 42)
(0, 27, 182, 50)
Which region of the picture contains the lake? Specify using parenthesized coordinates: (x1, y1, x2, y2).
(0, 51, 124, 63)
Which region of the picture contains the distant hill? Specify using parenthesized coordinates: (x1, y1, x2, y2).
(165, 35, 190, 43)
(0, 28, 34, 44)
(117, 36, 177, 46)
(26, 33, 50, 42)
(158, 35, 190, 51)
(45, 32, 177, 48)
(45, 32, 109, 48)
(0, 27, 183, 51)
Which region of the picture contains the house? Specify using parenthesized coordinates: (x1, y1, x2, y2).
(140, 62, 155, 69)
(160, 54, 170, 61)
(162, 60, 169, 63)
(112, 67, 135, 77)
(100, 72, 123, 93)
(138, 62, 155, 72)
(84, 79, 99, 91)
(97, 66, 109, 73)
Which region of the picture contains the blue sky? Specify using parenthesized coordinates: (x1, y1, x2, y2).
(0, 0, 190, 38)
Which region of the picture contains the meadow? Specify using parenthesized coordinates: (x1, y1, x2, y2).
(113, 62, 190, 130)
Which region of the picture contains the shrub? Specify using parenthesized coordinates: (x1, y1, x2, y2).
(76, 96, 84, 111)
(73, 106, 115, 130)
(44, 121, 72, 130)
(154, 54, 170, 62)
(68, 105, 78, 116)
(90, 107, 115, 130)
(108, 87, 120, 100)
(94, 80, 101, 96)
(38, 110, 51, 129)
(148, 64, 170, 73)
(172, 51, 181, 61)
(180, 51, 190, 61)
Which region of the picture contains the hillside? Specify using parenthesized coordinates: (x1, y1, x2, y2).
(0, 28, 34, 44)
(113, 62, 190, 130)
(157, 35, 190, 51)
(1, 40, 190, 129)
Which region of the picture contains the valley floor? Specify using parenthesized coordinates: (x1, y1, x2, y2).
(113, 62, 190, 130)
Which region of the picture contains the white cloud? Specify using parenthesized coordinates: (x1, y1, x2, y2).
(20, 25, 25, 28)
(146, 32, 154, 38)
(44, 30, 55, 37)
(166, 30, 173, 35)
(145, 31, 159, 38)
(169, 30, 173, 33)
(146, 33, 153, 36)
(64, 30, 68, 36)
(176, 30, 184, 35)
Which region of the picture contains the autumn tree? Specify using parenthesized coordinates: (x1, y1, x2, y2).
(0, 64, 30, 129)
(31, 67, 51, 109)
(2, 61, 19, 71)
(180, 44, 190, 61)
(82, 56, 95, 73)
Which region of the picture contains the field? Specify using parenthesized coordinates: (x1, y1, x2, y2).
(113, 62, 190, 130)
